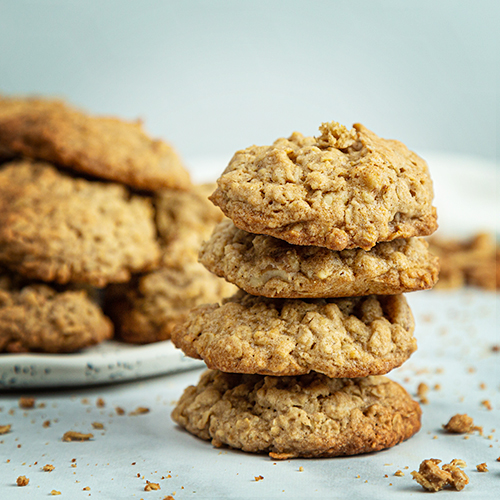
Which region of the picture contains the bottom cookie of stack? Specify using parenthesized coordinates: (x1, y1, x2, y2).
(172, 369, 421, 459)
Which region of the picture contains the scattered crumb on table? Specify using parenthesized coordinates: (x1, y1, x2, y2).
(144, 481, 161, 491)
(130, 407, 150, 416)
(0, 424, 11, 435)
(411, 458, 468, 492)
(18, 397, 35, 409)
(62, 431, 94, 442)
(16, 475, 29, 486)
(476, 463, 488, 472)
(443, 414, 482, 434)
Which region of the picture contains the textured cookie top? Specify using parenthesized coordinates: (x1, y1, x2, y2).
(172, 291, 416, 377)
(155, 184, 225, 266)
(172, 370, 422, 458)
(106, 261, 237, 344)
(210, 122, 437, 250)
(200, 219, 440, 298)
(0, 96, 191, 191)
(0, 268, 112, 353)
(0, 161, 161, 287)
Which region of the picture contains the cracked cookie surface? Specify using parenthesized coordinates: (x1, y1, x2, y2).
(0, 269, 112, 353)
(200, 219, 439, 298)
(172, 370, 421, 458)
(0, 161, 160, 287)
(172, 291, 416, 377)
(0, 96, 190, 191)
(210, 122, 437, 250)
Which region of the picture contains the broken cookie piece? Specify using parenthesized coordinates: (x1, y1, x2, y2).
(411, 458, 468, 492)
(443, 414, 482, 435)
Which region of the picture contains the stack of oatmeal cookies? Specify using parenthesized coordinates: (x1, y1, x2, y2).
(0, 96, 234, 353)
(172, 121, 440, 458)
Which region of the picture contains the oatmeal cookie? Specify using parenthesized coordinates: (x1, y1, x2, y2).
(172, 370, 422, 458)
(106, 261, 237, 343)
(0, 161, 160, 287)
(210, 122, 437, 251)
(0, 96, 190, 191)
(200, 220, 439, 298)
(0, 269, 112, 353)
(172, 291, 416, 377)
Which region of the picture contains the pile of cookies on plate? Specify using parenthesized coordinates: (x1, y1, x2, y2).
(0, 96, 234, 353)
(172, 121, 440, 458)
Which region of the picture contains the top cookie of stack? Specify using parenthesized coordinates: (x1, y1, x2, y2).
(210, 121, 437, 251)
(0, 96, 193, 353)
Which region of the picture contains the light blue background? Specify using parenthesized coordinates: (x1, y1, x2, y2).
(0, 0, 498, 166)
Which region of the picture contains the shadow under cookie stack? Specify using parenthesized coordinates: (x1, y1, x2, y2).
(172, 122, 440, 459)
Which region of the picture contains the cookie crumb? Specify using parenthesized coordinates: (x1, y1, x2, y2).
(115, 406, 125, 415)
(443, 414, 482, 434)
(96, 398, 105, 408)
(83, 486, 91, 491)
(417, 382, 429, 404)
(16, 475, 29, 486)
(43, 420, 51, 428)
(62, 431, 93, 442)
(51, 490, 61, 495)
(0, 424, 11, 434)
(298, 466, 304, 472)
(411, 458, 468, 491)
(91, 422, 104, 429)
(394, 470, 404, 476)
(254, 475, 264, 481)
(481, 400, 492, 410)
(476, 463, 488, 472)
(163, 497, 175, 500)
(42, 464, 55, 472)
(144, 482, 160, 491)
(130, 407, 150, 416)
(19, 397, 35, 409)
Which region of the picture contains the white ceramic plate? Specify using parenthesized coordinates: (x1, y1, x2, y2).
(0, 340, 204, 388)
